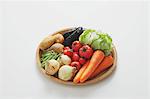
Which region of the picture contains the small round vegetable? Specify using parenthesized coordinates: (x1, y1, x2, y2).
(48, 43, 64, 53)
(54, 34, 64, 43)
(45, 59, 60, 75)
(60, 54, 71, 65)
(63, 46, 71, 50)
(63, 49, 73, 57)
(72, 52, 80, 61)
(79, 57, 86, 65)
(79, 45, 93, 59)
(70, 62, 81, 70)
(72, 41, 82, 52)
(58, 65, 76, 81)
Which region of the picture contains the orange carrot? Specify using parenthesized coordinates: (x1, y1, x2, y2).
(73, 61, 90, 83)
(80, 50, 105, 83)
(90, 55, 114, 79)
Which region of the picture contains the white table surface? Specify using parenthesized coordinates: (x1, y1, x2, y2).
(0, 1, 149, 99)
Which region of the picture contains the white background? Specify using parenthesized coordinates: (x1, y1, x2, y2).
(0, 1, 149, 99)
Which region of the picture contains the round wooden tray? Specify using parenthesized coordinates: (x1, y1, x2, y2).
(36, 28, 117, 86)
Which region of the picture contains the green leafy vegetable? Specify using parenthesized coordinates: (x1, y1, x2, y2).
(79, 29, 97, 45)
(79, 29, 113, 56)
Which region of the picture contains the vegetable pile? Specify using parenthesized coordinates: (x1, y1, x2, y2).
(39, 27, 114, 83)
(79, 29, 112, 55)
(41, 50, 61, 68)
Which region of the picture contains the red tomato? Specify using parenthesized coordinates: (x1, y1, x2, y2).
(79, 57, 86, 65)
(79, 45, 93, 59)
(73, 52, 79, 55)
(63, 46, 71, 50)
(70, 62, 81, 70)
(64, 49, 73, 57)
(72, 52, 80, 61)
(72, 41, 82, 52)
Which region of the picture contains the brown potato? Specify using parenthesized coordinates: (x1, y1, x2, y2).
(54, 34, 64, 43)
(39, 36, 55, 50)
(48, 43, 64, 53)
(39, 34, 64, 50)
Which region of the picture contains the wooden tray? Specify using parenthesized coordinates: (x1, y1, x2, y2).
(36, 28, 117, 85)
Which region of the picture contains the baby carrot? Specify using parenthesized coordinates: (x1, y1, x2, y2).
(73, 60, 90, 83)
(80, 50, 104, 83)
(90, 55, 114, 79)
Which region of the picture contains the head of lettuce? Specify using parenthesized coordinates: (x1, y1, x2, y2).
(79, 29, 113, 56)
